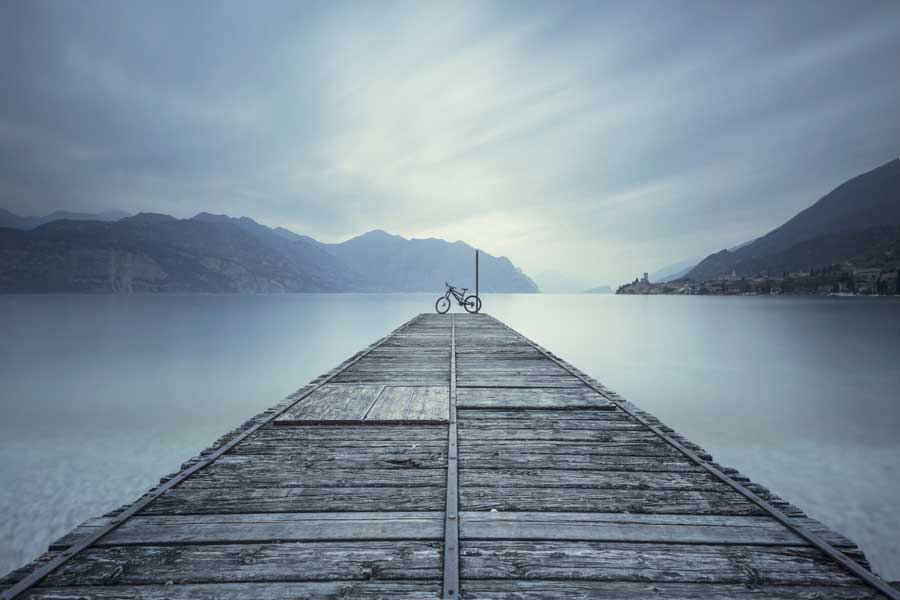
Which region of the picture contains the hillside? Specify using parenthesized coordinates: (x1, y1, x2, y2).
(696, 226, 900, 278)
(688, 159, 900, 280)
(0, 213, 537, 293)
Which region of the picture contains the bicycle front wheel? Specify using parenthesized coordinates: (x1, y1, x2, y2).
(435, 296, 451, 314)
(464, 295, 482, 314)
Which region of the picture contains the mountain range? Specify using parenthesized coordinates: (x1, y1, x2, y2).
(684, 158, 900, 281)
(0, 212, 538, 294)
(0, 209, 131, 230)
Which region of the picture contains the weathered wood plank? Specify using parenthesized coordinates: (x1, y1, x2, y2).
(459, 469, 726, 491)
(459, 417, 647, 432)
(22, 581, 441, 599)
(459, 444, 695, 469)
(100, 513, 445, 546)
(457, 388, 614, 410)
(457, 365, 575, 377)
(275, 384, 384, 423)
(41, 542, 442, 585)
(331, 372, 449, 385)
(459, 581, 883, 599)
(459, 426, 664, 443)
(196, 452, 445, 473)
(145, 486, 446, 515)
(460, 487, 766, 515)
(238, 424, 447, 443)
(460, 541, 857, 585)
(180, 466, 447, 489)
(367, 386, 449, 422)
(460, 439, 684, 460)
(228, 438, 447, 459)
(457, 376, 585, 388)
(459, 512, 804, 545)
(459, 408, 630, 421)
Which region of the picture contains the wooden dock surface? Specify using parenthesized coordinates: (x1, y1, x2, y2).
(2, 313, 897, 599)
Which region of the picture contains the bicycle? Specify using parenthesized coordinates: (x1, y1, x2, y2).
(435, 282, 482, 314)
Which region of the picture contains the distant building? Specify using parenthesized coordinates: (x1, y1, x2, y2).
(854, 268, 882, 294)
(878, 271, 899, 295)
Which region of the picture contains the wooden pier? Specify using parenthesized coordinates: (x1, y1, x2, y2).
(2, 313, 897, 599)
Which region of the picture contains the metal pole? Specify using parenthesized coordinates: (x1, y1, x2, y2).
(475, 250, 479, 312)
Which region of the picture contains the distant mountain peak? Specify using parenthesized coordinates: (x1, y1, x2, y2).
(193, 212, 235, 223)
(124, 212, 178, 224)
(358, 229, 404, 241)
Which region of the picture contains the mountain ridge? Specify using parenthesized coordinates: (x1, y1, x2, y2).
(0, 211, 537, 294)
(0, 209, 131, 230)
(687, 159, 900, 281)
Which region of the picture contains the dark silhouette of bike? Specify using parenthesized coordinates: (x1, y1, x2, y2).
(436, 282, 481, 314)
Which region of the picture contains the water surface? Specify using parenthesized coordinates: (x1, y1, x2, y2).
(1, 294, 898, 579)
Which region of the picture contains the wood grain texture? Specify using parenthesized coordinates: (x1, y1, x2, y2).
(457, 375, 586, 388)
(459, 581, 883, 599)
(458, 512, 804, 545)
(331, 372, 449, 385)
(459, 487, 767, 515)
(145, 486, 446, 515)
(99, 513, 445, 546)
(457, 388, 614, 409)
(275, 384, 383, 422)
(236, 424, 446, 444)
(40, 542, 442, 585)
(227, 438, 447, 461)
(179, 466, 448, 489)
(458, 443, 694, 469)
(459, 470, 725, 491)
(458, 426, 663, 443)
(21, 582, 441, 599)
(367, 386, 449, 422)
(460, 540, 857, 585)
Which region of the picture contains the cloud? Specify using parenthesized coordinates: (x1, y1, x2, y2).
(1, 0, 899, 284)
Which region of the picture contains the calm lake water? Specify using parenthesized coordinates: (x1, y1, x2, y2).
(1, 294, 899, 579)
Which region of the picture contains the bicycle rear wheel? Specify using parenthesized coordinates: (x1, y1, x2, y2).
(464, 295, 482, 313)
(435, 296, 451, 314)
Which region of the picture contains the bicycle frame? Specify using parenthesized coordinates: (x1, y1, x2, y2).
(446, 285, 467, 305)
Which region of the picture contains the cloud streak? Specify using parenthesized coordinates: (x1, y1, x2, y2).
(2, 0, 899, 284)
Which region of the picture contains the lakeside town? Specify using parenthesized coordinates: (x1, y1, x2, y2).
(617, 264, 900, 296)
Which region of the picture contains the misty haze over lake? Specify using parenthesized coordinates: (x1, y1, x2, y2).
(1, 294, 898, 579)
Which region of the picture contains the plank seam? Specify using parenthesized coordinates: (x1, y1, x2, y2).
(0, 314, 426, 600)
(485, 313, 900, 600)
(442, 314, 461, 600)
(361, 385, 389, 420)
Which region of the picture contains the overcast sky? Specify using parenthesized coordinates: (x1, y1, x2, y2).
(2, 0, 899, 284)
